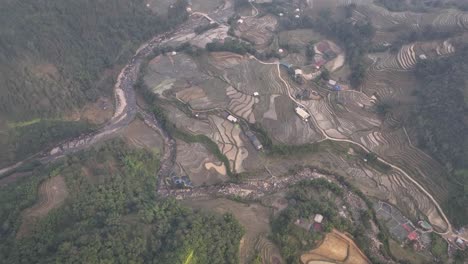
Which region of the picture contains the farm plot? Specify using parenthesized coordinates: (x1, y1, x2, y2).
(182, 198, 277, 264)
(235, 15, 278, 48)
(174, 140, 229, 186)
(226, 86, 258, 123)
(360, 66, 417, 100)
(121, 119, 164, 151)
(326, 92, 381, 136)
(144, 54, 208, 96)
(414, 39, 456, 57)
(431, 9, 468, 30)
(302, 99, 348, 139)
(300, 230, 370, 264)
(164, 105, 214, 136)
(278, 29, 323, 49)
(358, 5, 422, 29)
(146, 54, 230, 110)
(260, 95, 323, 144)
(271, 145, 448, 233)
(189, 24, 230, 48)
(206, 55, 285, 96)
(351, 128, 449, 204)
(17, 175, 68, 238)
(209, 115, 249, 173)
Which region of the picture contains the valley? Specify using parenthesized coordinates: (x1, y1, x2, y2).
(0, 0, 467, 263)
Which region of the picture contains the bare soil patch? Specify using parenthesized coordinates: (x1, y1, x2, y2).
(17, 175, 68, 238)
(31, 63, 59, 79)
(80, 97, 113, 125)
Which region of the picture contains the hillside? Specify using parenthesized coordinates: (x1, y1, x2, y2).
(0, 0, 186, 166)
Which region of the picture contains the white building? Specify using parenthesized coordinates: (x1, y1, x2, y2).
(314, 214, 324, 224)
(253, 92, 259, 97)
(227, 115, 238, 123)
(294, 69, 303, 76)
(237, 19, 244, 24)
(328, 79, 337, 86)
(294, 107, 310, 121)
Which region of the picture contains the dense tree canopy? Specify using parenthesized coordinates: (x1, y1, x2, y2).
(0, 141, 244, 263)
(412, 44, 468, 227)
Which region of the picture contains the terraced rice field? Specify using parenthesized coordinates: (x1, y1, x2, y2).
(215, 57, 285, 96)
(209, 115, 248, 173)
(226, 86, 258, 123)
(255, 236, 284, 264)
(165, 105, 214, 135)
(325, 145, 448, 232)
(175, 140, 229, 186)
(17, 176, 68, 238)
(122, 119, 164, 151)
(353, 129, 449, 196)
(369, 40, 455, 72)
(360, 66, 416, 100)
(235, 15, 278, 48)
(300, 230, 370, 264)
(144, 54, 207, 96)
(278, 29, 323, 48)
(260, 95, 322, 144)
(311, 0, 468, 31)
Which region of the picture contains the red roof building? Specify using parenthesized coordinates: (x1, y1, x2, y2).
(408, 231, 419, 241)
(313, 222, 323, 232)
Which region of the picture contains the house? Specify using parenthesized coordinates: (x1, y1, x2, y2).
(245, 130, 263, 150)
(173, 176, 193, 187)
(280, 62, 292, 69)
(328, 79, 337, 86)
(295, 107, 310, 121)
(294, 69, 303, 77)
(313, 222, 323, 232)
(253, 92, 260, 97)
(314, 214, 324, 223)
(227, 115, 238, 123)
(296, 89, 310, 100)
(408, 231, 419, 241)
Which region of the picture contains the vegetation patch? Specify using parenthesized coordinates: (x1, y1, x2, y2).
(0, 140, 244, 263)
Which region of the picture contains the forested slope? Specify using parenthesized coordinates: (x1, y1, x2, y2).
(0, 141, 243, 263)
(0, 0, 186, 166)
(412, 44, 468, 227)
